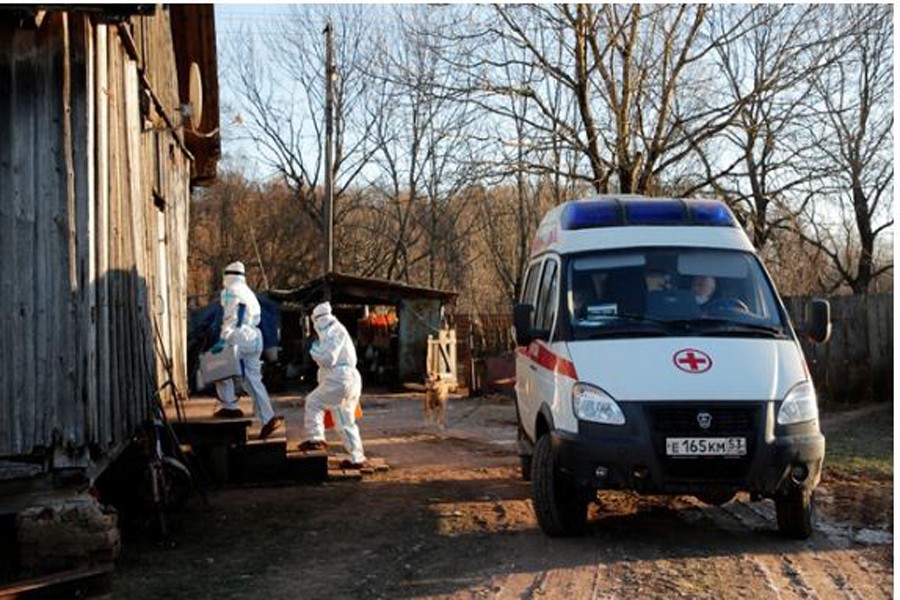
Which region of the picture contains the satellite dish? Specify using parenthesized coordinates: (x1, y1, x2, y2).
(187, 62, 203, 130)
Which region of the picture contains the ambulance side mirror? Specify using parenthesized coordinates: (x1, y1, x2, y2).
(513, 303, 535, 347)
(805, 298, 831, 344)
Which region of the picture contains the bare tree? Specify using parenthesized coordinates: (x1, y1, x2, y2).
(188, 172, 325, 297)
(455, 4, 757, 195)
(367, 6, 485, 289)
(705, 5, 840, 249)
(224, 5, 379, 271)
(188, 171, 260, 296)
(800, 5, 893, 294)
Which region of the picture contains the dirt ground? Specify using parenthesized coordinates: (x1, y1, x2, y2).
(113, 393, 893, 599)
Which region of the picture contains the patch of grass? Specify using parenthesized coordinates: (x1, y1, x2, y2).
(822, 404, 893, 481)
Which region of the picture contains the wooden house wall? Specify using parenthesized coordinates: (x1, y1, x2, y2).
(0, 9, 192, 459)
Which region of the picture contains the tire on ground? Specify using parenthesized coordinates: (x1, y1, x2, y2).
(775, 490, 815, 539)
(518, 424, 532, 481)
(531, 433, 589, 536)
(519, 454, 532, 482)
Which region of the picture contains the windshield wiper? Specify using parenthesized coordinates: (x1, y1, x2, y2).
(576, 313, 690, 335)
(690, 319, 786, 338)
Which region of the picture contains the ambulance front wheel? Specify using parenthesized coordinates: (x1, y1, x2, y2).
(518, 425, 532, 481)
(775, 490, 815, 539)
(520, 454, 533, 481)
(531, 433, 589, 537)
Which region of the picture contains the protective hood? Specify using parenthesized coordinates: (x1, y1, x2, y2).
(313, 313, 336, 337)
(223, 261, 246, 287)
(566, 338, 806, 401)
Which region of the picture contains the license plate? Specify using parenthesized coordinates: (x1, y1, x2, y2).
(666, 437, 746, 457)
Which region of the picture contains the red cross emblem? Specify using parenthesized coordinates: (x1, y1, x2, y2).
(673, 348, 712, 373)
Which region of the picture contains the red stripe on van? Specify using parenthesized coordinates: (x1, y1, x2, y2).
(517, 342, 578, 380)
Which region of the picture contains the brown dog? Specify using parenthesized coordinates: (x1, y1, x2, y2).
(424, 373, 450, 429)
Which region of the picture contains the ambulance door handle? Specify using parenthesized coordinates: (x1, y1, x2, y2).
(529, 364, 537, 372)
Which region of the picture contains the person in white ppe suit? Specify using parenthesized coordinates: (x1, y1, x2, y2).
(298, 301, 367, 469)
(211, 261, 283, 440)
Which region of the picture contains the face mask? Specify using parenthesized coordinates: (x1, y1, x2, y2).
(314, 315, 332, 335)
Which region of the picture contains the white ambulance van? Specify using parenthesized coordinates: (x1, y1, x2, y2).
(513, 195, 830, 539)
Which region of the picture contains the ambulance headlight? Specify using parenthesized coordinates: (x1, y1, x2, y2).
(777, 381, 819, 426)
(572, 383, 625, 426)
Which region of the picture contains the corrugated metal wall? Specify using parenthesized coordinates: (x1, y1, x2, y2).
(0, 10, 191, 459)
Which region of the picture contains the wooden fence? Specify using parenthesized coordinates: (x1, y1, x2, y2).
(784, 294, 893, 407)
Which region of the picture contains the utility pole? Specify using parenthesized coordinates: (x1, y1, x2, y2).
(323, 18, 335, 276)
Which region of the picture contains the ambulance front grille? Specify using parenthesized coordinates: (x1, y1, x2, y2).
(647, 404, 760, 436)
(646, 402, 762, 483)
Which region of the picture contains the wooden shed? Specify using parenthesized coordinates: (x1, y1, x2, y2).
(0, 6, 219, 473)
(268, 272, 458, 385)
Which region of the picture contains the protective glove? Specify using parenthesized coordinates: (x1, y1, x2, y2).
(211, 339, 226, 354)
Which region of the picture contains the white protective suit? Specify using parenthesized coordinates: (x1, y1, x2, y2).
(215, 262, 276, 425)
(304, 302, 366, 464)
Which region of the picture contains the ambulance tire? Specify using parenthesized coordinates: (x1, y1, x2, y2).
(531, 433, 589, 536)
(775, 490, 815, 539)
(518, 425, 532, 481)
(520, 454, 533, 482)
(696, 490, 735, 506)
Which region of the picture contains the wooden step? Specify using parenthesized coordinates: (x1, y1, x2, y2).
(170, 419, 252, 447)
(229, 440, 287, 484)
(326, 456, 390, 477)
(284, 451, 328, 482)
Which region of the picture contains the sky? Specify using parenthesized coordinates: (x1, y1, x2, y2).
(213, 3, 395, 182)
(215, 4, 286, 179)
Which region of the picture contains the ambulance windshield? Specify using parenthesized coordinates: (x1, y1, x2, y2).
(567, 247, 788, 338)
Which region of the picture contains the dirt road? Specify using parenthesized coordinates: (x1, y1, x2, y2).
(114, 394, 893, 599)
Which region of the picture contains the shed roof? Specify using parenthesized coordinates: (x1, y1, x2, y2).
(268, 272, 457, 308)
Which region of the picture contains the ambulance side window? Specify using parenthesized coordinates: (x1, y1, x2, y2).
(534, 259, 559, 338)
(522, 261, 542, 306)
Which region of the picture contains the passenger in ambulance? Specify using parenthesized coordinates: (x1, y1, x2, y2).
(691, 275, 717, 307)
(692, 275, 751, 314)
(645, 269, 673, 292)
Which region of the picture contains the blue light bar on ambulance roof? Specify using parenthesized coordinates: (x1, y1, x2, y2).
(559, 197, 735, 230)
(688, 199, 735, 225)
(624, 199, 686, 224)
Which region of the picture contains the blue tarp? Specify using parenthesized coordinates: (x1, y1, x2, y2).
(187, 294, 281, 393)
(188, 294, 280, 353)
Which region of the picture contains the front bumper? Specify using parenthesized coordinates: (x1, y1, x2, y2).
(552, 401, 825, 498)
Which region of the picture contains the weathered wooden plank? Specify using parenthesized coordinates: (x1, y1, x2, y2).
(71, 14, 91, 448)
(116, 40, 136, 443)
(875, 295, 893, 401)
(32, 19, 58, 451)
(832, 298, 850, 405)
(106, 35, 123, 447)
(12, 27, 32, 453)
(45, 19, 70, 451)
(95, 23, 112, 449)
(173, 162, 190, 390)
(17, 29, 38, 454)
(0, 26, 12, 453)
(851, 298, 872, 403)
(124, 55, 145, 431)
(0, 26, 22, 454)
(61, 12, 81, 451)
(80, 15, 98, 446)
